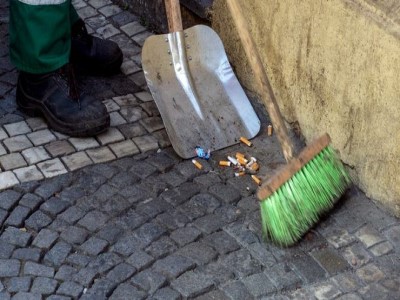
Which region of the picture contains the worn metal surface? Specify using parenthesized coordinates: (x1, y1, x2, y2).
(142, 24, 260, 158)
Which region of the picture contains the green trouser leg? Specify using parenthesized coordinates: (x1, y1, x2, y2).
(9, 0, 81, 74)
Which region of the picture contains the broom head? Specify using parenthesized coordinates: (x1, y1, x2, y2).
(257, 133, 351, 247)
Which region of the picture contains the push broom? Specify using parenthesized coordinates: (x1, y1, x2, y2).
(227, 0, 351, 246)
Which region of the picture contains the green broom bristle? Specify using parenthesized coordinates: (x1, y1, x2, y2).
(260, 146, 351, 247)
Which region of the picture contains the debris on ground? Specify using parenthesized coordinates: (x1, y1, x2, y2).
(192, 137, 264, 186)
(195, 146, 211, 160)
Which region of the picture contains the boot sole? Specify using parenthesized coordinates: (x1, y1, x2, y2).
(16, 81, 110, 137)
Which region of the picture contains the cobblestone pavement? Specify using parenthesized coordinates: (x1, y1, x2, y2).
(0, 1, 399, 299)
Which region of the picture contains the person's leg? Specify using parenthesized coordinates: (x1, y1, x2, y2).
(9, 0, 71, 74)
(9, 0, 110, 136)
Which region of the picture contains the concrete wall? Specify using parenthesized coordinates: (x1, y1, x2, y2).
(212, 0, 400, 216)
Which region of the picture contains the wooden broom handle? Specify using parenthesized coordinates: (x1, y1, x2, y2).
(226, 0, 294, 162)
(165, 0, 183, 32)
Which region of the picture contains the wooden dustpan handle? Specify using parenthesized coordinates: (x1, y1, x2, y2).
(165, 0, 183, 32)
(226, 0, 294, 162)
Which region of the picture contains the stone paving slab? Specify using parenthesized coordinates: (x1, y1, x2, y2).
(0, 1, 399, 299)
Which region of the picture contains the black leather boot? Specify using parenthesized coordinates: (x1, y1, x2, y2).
(16, 64, 110, 137)
(71, 19, 123, 75)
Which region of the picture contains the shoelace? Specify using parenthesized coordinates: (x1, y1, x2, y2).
(56, 64, 81, 108)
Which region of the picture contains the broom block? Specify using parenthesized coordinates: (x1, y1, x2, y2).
(257, 133, 331, 200)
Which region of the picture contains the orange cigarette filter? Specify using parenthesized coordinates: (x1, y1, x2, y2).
(250, 162, 260, 172)
(219, 161, 232, 167)
(267, 125, 273, 136)
(192, 159, 203, 170)
(240, 137, 252, 147)
(237, 157, 248, 166)
(235, 152, 245, 159)
(251, 175, 261, 186)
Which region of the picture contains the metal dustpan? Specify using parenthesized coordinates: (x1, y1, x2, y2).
(142, 0, 260, 159)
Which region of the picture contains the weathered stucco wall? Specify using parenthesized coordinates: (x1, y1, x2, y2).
(212, 0, 400, 216)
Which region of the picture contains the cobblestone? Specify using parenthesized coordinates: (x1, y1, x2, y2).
(1, 227, 32, 247)
(4, 121, 31, 136)
(11, 292, 42, 300)
(222, 280, 253, 300)
(332, 272, 361, 293)
(106, 263, 136, 283)
(176, 242, 218, 266)
(145, 236, 177, 259)
(369, 241, 393, 256)
(203, 231, 240, 255)
(37, 158, 68, 178)
(0, 2, 399, 299)
(54, 265, 77, 282)
(109, 283, 146, 300)
(25, 210, 52, 231)
(78, 210, 109, 232)
(0, 241, 15, 259)
(60, 226, 89, 245)
(6, 277, 31, 293)
(152, 287, 181, 300)
(130, 269, 166, 294)
(80, 237, 108, 256)
(0, 171, 19, 191)
(66, 253, 91, 268)
(13, 166, 44, 183)
(43, 242, 72, 267)
(45, 141, 75, 157)
(21, 146, 50, 165)
(32, 229, 58, 249)
(3, 135, 32, 152)
(342, 243, 372, 267)
(12, 248, 41, 262)
(243, 272, 276, 297)
(4, 205, 29, 227)
(171, 271, 214, 298)
(23, 262, 54, 278)
(153, 255, 195, 279)
(0, 153, 27, 170)
(311, 248, 350, 275)
(31, 277, 58, 295)
(85, 278, 116, 298)
(266, 262, 301, 291)
(356, 263, 385, 283)
(312, 280, 342, 300)
(170, 226, 202, 247)
(56, 281, 83, 298)
(355, 226, 385, 248)
(290, 254, 327, 284)
(0, 259, 20, 277)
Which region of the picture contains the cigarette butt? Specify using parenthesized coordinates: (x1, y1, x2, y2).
(227, 156, 239, 166)
(192, 159, 203, 170)
(240, 137, 252, 147)
(268, 125, 273, 136)
(235, 152, 245, 159)
(250, 162, 260, 172)
(251, 175, 261, 186)
(246, 157, 256, 168)
(235, 171, 246, 177)
(237, 157, 248, 166)
(219, 160, 232, 167)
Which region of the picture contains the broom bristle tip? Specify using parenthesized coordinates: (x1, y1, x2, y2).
(260, 145, 351, 247)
